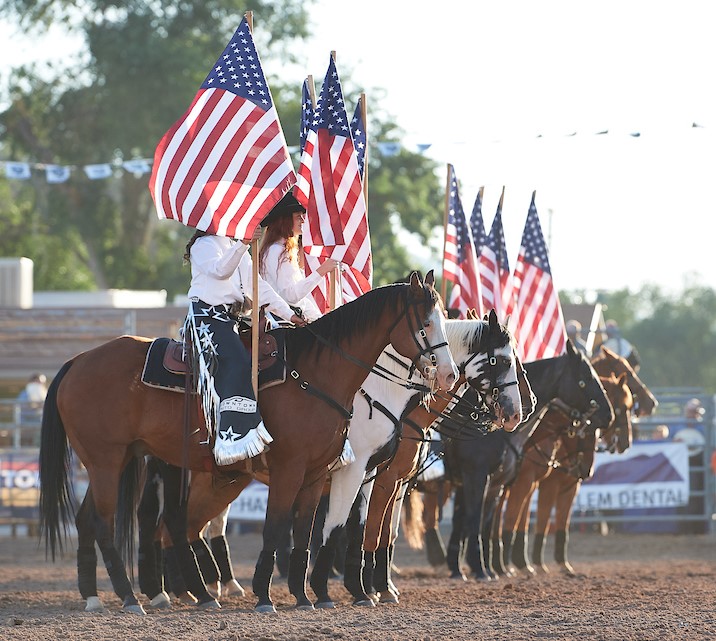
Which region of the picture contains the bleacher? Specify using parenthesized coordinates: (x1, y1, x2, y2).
(0, 307, 185, 381)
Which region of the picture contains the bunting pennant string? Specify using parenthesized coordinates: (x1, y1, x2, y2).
(1, 120, 709, 183)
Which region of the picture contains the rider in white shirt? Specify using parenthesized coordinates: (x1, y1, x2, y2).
(184, 224, 306, 466)
(257, 192, 339, 321)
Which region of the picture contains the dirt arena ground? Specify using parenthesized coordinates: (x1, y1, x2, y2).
(0, 528, 714, 641)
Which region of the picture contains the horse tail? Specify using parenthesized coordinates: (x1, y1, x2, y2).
(115, 455, 145, 583)
(39, 360, 75, 560)
(401, 488, 426, 550)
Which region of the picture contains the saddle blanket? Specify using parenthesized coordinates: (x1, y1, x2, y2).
(141, 335, 287, 393)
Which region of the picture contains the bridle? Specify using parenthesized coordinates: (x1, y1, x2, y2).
(290, 282, 451, 419)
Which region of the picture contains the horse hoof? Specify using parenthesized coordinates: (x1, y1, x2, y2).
(315, 600, 335, 609)
(296, 603, 315, 611)
(149, 591, 171, 609)
(255, 604, 277, 614)
(197, 599, 221, 610)
(177, 591, 198, 605)
(85, 596, 104, 612)
(368, 592, 379, 604)
(379, 593, 399, 604)
(223, 579, 245, 597)
(206, 581, 220, 599)
(353, 598, 376, 607)
(121, 603, 147, 615)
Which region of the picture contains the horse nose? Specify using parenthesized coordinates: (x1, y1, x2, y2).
(444, 369, 457, 390)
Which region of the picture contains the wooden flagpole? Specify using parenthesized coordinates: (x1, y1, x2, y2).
(441, 164, 451, 303)
(246, 10, 260, 397)
(328, 51, 339, 310)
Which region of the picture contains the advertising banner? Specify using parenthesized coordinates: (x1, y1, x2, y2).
(574, 441, 690, 511)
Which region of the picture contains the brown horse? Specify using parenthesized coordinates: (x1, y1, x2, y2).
(532, 374, 634, 576)
(506, 373, 633, 576)
(39, 273, 459, 614)
(591, 346, 657, 419)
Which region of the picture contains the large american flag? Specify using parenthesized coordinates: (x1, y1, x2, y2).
(149, 18, 296, 239)
(444, 164, 481, 317)
(295, 57, 372, 310)
(479, 187, 514, 322)
(350, 97, 367, 179)
(511, 192, 566, 361)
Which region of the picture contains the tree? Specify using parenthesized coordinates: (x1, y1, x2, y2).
(563, 284, 716, 391)
(0, 0, 315, 298)
(1, 0, 445, 298)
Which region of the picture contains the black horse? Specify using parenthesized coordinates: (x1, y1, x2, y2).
(444, 340, 613, 579)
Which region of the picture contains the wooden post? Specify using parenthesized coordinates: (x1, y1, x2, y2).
(441, 164, 452, 303)
(246, 10, 260, 397)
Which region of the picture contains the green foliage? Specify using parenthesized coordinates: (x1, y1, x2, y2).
(563, 285, 716, 392)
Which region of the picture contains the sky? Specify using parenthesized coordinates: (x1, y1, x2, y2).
(2, 1, 715, 295)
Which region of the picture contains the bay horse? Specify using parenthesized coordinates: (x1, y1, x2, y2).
(530, 373, 633, 576)
(39, 272, 459, 614)
(501, 373, 632, 576)
(160, 311, 523, 608)
(439, 339, 614, 580)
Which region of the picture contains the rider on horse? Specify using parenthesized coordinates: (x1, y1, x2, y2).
(183, 202, 306, 466)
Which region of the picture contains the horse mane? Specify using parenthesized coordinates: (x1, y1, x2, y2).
(286, 283, 419, 363)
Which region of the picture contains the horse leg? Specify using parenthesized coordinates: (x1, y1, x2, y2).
(363, 481, 401, 602)
(137, 458, 170, 609)
(533, 472, 559, 573)
(161, 524, 197, 605)
(422, 483, 447, 568)
(491, 488, 512, 576)
(159, 462, 219, 609)
(550, 475, 582, 576)
(480, 476, 505, 579)
(252, 468, 304, 613)
(512, 485, 537, 575)
(462, 470, 490, 581)
(371, 483, 403, 604)
(75, 488, 103, 612)
(310, 462, 372, 608)
(206, 506, 245, 597)
(343, 486, 376, 607)
(186, 473, 251, 600)
(445, 484, 466, 579)
(87, 464, 144, 614)
(286, 477, 327, 610)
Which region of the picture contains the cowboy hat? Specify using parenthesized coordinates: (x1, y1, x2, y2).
(260, 192, 305, 227)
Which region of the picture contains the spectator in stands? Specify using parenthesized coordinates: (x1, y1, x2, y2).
(601, 320, 641, 372)
(566, 319, 589, 356)
(671, 398, 706, 456)
(15, 373, 47, 424)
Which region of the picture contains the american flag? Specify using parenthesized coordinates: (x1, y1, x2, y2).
(511, 191, 566, 361)
(149, 18, 296, 239)
(479, 187, 514, 322)
(350, 97, 367, 179)
(295, 56, 372, 310)
(300, 78, 313, 155)
(444, 164, 481, 317)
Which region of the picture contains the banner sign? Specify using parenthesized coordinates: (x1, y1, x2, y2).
(574, 442, 690, 511)
(227, 480, 268, 522)
(0, 448, 40, 520)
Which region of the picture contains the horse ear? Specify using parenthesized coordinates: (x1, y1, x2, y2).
(566, 338, 577, 355)
(488, 308, 498, 329)
(424, 270, 435, 287)
(409, 271, 422, 292)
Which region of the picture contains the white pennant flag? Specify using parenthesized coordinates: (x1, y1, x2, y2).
(122, 159, 151, 176)
(84, 163, 113, 180)
(4, 162, 31, 180)
(45, 165, 71, 184)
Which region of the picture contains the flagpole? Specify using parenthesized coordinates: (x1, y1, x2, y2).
(327, 50, 339, 310)
(441, 164, 451, 303)
(246, 10, 260, 398)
